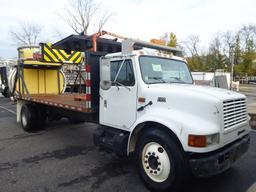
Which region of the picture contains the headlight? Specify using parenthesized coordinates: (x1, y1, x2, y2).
(188, 133, 219, 147)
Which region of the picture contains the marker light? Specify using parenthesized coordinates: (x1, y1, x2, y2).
(188, 134, 219, 147)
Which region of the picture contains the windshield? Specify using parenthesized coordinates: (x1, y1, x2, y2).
(139, 56, 193, 84)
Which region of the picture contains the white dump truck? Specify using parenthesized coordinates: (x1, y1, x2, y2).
(14, 31, 250, 191)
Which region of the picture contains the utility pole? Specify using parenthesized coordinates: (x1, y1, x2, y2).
(230, 45, 235, 90)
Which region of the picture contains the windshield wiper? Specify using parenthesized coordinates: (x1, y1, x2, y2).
(148, 77, 167, 83)
(167, 77, 185, 83)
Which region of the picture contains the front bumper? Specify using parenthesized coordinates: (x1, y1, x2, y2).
(189, 134, 250, 177)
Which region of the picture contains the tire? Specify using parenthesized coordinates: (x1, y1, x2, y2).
(136, 129, 189, 192)
(20, 104, 45, 132)
(2, 87, 9, 97)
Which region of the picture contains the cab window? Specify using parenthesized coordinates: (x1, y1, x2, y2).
(110, 60, 135, 86)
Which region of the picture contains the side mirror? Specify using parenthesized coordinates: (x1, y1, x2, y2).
(100, 80, 112, 90)
(100, 57, 111, 90)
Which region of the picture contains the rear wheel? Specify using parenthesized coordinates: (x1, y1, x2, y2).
(136, 129, 188, 192)
(21, 104, 45, 132)
(2, 87, 9, 97)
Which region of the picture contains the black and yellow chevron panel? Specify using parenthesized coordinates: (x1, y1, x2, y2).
(40, 43, 83, 64)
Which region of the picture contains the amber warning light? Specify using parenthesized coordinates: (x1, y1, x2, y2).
(150, 39, 166, 46)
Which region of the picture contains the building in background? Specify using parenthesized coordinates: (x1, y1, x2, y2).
(192, 70, 231, 89)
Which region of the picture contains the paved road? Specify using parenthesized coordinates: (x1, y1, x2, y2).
(0, 97, 255, 192)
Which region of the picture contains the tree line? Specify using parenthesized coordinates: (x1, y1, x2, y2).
(162, 25, 256, 77)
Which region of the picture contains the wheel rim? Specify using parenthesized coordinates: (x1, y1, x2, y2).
(21, 112, 27, 127)
(142, 142, 171, 183)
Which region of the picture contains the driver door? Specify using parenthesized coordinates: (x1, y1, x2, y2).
(100, 58, 137, 130)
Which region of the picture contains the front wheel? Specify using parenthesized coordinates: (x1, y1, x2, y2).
(136, 129, 189, 192)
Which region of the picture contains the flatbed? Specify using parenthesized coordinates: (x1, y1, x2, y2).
(17, 93, 94, 113)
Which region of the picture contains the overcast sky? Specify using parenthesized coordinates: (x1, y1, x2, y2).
(0, 0, 255, 58)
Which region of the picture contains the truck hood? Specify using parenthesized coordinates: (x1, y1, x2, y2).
(147, 83, 245, 102)
(141, 83, 247, 127)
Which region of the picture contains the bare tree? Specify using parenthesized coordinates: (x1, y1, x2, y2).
(182, 35, 205, 71)
(96, 11, 112, 32)
(62, 0, 112, 35)
(208, 35, 228, 70)
(184, 35, 200, 56)
(222, 31, 235, 56)
(239, 25, 256, 52)
(10, 22, 43, 45)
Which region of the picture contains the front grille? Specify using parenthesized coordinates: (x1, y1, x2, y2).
(223, 98, 247, 129)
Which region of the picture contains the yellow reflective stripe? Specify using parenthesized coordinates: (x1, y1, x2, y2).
(73, 53, 82, 63)
(54, 50, 65, 61)
(60, 50, 69, 59)
(67, 51, 76, 60)
(44, 46, 59, 62)
(41, 43, 82, 63)
(46, 44, 62, 62)
(44, 55, 51, 62)
(70, 52, 80, 61)
(76, 57, 82, 64)
(57, 50, 68, 61)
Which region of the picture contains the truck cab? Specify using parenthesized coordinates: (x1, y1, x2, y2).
(97, 41, 250, 191)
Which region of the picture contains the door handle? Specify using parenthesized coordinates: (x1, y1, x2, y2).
(137, 101, 153, 112)
(104, 100, 107, 108)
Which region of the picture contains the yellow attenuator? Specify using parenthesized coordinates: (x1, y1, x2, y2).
(17, 68, 65, 95)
